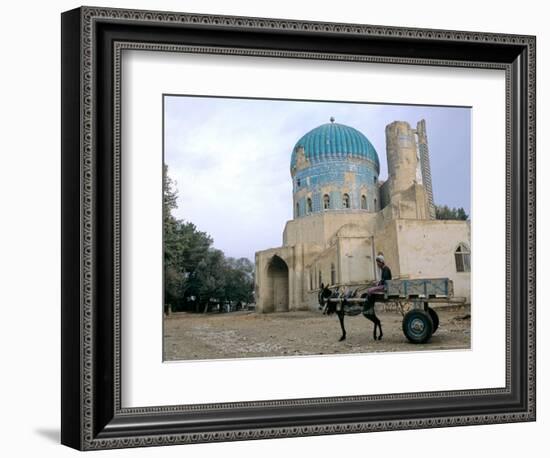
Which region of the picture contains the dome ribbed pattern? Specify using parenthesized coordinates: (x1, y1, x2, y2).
(291, 122, 379, 173)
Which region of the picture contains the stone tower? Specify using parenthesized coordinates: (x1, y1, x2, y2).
(382, 120, 432, 220)
(385, 121, 419, 193)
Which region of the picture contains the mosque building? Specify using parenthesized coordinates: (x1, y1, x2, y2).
(254, 117, 471, 312)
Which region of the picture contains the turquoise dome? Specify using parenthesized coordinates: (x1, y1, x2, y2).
(291, 121, 380, 174)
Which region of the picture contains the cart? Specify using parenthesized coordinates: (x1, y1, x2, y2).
(319, 278, 466, 344)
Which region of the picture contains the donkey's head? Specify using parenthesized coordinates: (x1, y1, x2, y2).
(318, 284, 338, 315)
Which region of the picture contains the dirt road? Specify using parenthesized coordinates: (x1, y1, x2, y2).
(164, 307, 470, 361)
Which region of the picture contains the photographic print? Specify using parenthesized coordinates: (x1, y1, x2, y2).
(61, 9, 535, 448)
(163, 95, 471, 362)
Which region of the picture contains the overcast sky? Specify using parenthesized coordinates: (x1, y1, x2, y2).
(164, 96, 471, 261)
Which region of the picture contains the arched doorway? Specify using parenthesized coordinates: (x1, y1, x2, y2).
(267, 255, 289, 312)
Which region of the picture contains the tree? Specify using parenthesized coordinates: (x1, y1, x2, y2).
(163, 165, 183, 311)
(192, 249, 226, 311)
(223, 257, 255, 304)
(164, 166, 213, 311)
(163, 166, 254, 312)
(435, 204, 469, 221)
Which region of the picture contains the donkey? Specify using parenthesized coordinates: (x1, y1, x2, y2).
(318, 284, 383, 342)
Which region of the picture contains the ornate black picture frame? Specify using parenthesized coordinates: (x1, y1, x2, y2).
(61, 6, 536, 450)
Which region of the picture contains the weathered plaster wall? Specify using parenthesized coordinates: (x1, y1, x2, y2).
(337, 236, 376, 285)
(255, 243, 326, 312)
(393, 219, 471, 301)
(283, 211, 378, 247)
(373, 220, 401, 279)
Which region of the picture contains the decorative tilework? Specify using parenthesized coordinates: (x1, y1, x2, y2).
(293, 157, 380, 216)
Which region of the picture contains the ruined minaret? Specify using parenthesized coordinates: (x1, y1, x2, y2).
(383, 120, 434, 220)
(416, 119, 436, 219)
(385, 121, 418, 194)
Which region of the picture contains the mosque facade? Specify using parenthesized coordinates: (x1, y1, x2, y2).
(254, 118, 471, 312)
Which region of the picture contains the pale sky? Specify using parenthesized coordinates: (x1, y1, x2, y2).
(164, 96, 471, 261)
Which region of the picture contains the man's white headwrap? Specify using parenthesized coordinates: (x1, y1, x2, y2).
(376, 255, 385, 264)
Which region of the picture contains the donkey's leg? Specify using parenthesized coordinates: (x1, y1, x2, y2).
(363, 301, 379, 340)
(372, 310, 383, 341)
(364, 314, 378, 340)
(337, 311, 346, 341)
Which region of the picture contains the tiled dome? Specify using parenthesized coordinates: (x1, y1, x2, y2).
(291, 119, 380, 174)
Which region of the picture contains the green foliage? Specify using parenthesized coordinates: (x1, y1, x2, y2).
(163, 166, 254, 312)
(435, 204, 469, 221)
(223, 257, 255, 304)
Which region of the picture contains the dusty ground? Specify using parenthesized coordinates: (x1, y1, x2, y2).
(163, 306, 471, 361)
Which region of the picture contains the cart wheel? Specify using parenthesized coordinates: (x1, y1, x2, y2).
(427, 307, 439, 333)
(402, 309, 434, 344)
